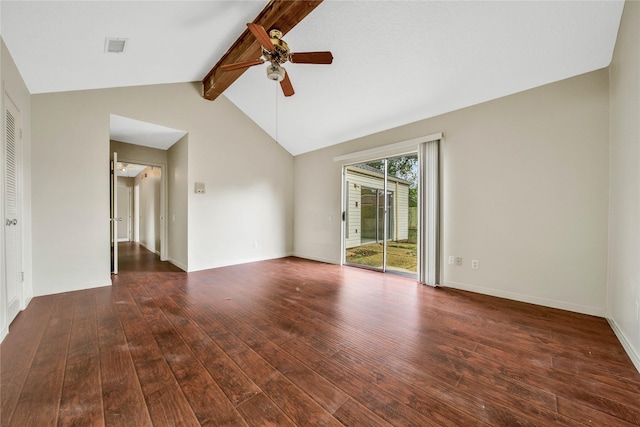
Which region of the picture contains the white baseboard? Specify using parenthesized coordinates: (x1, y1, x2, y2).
(34, 278, 113, 297)
(607, 317, 640, 373)
(292, 253, 339, 265)
(22, 295, 33, 310)
(443, 280, 606, 317)
(139, 242, 160, 256)
(0, 324, 8, 344)
(168, 259, 187, 271)
(186, 252, 296, 273)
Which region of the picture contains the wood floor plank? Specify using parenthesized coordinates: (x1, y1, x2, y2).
(111, 285, 203, 426)
(9, 293, 76, 426)
(443, 337, 640, 424)
(236, 392, 297, 427)
(192, 292, 351, 414)
(332, 346, 557, 427)
(333, 398, 395, 427)
(126, 284, 248, 426)
(2, 246, 639, 426)
(173, 294, 344, 426)
(0, 295, 57, 426)
(280, 338, 455, 427)
(557, 395, 640, 427)
(552, 355, 640, 393)
(58, 289, 105, 426)
(142, 282, 261, 407)
(96, 300, 152, 426)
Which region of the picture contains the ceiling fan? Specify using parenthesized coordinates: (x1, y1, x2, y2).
(219, 23, 333, 97)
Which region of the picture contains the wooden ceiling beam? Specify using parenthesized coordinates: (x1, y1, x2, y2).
(202, 0, 324, 101)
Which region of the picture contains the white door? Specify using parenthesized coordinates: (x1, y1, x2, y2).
(117, 186, 131, 242)
(4, 95, 22, 324)
(111, 152, 118, 274)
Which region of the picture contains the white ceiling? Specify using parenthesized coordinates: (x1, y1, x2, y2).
(1, 1, 624, 156)
(110, 114, 187, 150)
(115, 161, 147, 178)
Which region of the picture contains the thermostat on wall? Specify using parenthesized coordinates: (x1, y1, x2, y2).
(195, 182, 206, 194)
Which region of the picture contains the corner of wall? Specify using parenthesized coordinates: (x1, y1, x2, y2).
(606, 0, 640, 372)
(608, 317, 640, 372)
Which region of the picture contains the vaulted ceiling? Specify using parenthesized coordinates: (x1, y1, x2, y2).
(1, 1, 624, 155)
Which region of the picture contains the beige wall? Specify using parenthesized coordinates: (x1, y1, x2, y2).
(111, 139, 168, 166)
(608, 0, 640, 370)
(136, 167, 161, 253)
(294, 69, 610, 316)
(116, 176, 133, 241)
(1, 38, 32, 340)
(31, 82, 293, 295)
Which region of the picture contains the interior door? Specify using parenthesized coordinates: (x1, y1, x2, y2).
(110, 152, 118, 274)
(4, 94, 22, 324)
(117, 186, 131, 242)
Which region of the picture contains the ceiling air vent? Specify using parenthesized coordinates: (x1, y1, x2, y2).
(104, 37, 128, 54)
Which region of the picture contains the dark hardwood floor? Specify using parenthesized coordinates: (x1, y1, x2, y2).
(2, 243, 639, 426)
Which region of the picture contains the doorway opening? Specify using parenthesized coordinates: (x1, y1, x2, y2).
(109, 114, 187, 274)
(110, 155, 167, 274)
(344, 153, 419, 277)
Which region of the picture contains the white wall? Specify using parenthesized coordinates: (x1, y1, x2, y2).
(1, 38, 32, 340)
(136, 167, 161, 254)
(116, 176, 133, 241)
(608, 0, 640, 370)
(31, 82, 293, 295)
(186, 95, 294, 271)
(294, 69, 610, 316)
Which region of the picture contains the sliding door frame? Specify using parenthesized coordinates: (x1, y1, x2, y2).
(336, 132, 443, 283)
(341, 154, 417, 275)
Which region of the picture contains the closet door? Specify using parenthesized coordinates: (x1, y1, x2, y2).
(4, 95, 22, 325)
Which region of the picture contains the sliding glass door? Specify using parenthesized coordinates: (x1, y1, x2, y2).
(344, 154, 418, 276)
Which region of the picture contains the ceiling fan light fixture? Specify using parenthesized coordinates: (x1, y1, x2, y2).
(266, 64, 285, 82)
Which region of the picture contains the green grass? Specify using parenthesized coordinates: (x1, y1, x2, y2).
(345, 241, 417, 272)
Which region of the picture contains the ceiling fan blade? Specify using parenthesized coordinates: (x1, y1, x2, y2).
(280, 72, 295, 97)
(290, 51, 333, 64)
(220, 59, 265, 71)
(247, 23, 276, 52)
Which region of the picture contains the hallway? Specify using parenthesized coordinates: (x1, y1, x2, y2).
(116, 242, 182, 274)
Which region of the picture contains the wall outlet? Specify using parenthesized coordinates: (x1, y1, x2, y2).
(448, 256, 455, 265)
(455, 257, 462, 266)
(471, 260, 479, 269)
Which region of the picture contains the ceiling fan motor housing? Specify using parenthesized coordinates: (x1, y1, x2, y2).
(262, 29, 290, 65)
(266, 64, 286, 81)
